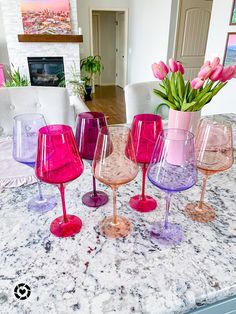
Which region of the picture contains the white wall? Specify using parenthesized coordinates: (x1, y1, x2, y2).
(99, 11, 116, 85)
(203, 0, 236, 115)
(77, 0, 173, 85)
(0, 2, 10, 75)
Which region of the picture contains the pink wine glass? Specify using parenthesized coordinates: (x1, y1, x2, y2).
(75, 112, 109, 207)
(35, 125, 84, 238)
(185, 117, 234, 222)
(129, 114, 163, 212)
(93, 126, 139, 238)
(148, 129, 197, 246)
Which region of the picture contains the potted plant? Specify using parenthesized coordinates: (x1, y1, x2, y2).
(5, 65, 30, 87)
(68, 62, 86, 100)
(152, 58, 236, 134)
(80, 55, 103, 100)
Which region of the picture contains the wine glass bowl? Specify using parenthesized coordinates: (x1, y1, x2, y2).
(129, 114, 163, 213)
(75, 112, 109, 207)
(185, 118, 234, 223)
(148, 129, 197, 246)
(93, 126, 139, 238)
(13, 113, 57, 213)
(36, 124, 84, 237)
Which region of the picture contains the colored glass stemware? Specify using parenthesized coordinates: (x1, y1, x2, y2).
(75, 112, 109, 207)
(148, 129, 197, 246)
(129, 113, 163, 212)
(185, 117, 234, 222)
(93, 126, 139, 238)
(13, 113, 57, 213)
(35, 125, 84, 237)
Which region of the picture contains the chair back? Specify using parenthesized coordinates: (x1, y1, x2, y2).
(0, 86, 75, 135)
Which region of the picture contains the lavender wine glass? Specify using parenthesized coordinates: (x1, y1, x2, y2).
(13, 113, 57, 213)
(147, 129, 197, 246)
(75, 112, 109, 207)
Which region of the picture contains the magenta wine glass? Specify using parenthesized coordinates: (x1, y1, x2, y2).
(13, 113, 57, 213)
(75, 112, 109, 207)
(129, 114, 163, 212)
(35, 125, 84, 238)
(147, 129, 197, 246)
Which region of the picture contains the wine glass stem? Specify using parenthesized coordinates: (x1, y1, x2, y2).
(141, 163, 147, 200)
(59, 183, 68, 223)
(112, 187, 118, 225)
(37, 179, 44, 201)
(164, 192, 172, 229)
(92, 176, 98, 197)
(199, 175, 208, 209)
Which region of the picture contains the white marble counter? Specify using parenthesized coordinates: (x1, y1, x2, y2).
(0, 114, 236, 314)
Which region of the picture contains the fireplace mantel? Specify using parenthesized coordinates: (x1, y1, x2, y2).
(18, 34, 83, 43)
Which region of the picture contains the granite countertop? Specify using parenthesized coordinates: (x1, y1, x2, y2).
(0, 114, 236, 314)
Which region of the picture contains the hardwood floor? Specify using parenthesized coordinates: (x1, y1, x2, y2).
(85, 85, 126, 124)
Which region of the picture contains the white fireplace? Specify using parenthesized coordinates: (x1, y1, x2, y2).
(0, 0, 81, 94)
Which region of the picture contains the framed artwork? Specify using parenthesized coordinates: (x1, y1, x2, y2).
(223, 33, 236, 67)
(230, 0, 236, 25)
(21, 0, 72, 34)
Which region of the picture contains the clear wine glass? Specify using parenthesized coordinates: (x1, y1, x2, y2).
(129, 113, 163, 212)
(185, 117, 234, 222)
(93, 126, 139, 238)
(35, 125, 84, 237)
(147, 129, 197, 246)
(75, 112, 109, 207)
(13, 113, 57, 213)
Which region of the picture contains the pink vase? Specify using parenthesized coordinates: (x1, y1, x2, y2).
(0, 64, 5, 87)
(167, 109, 201, 165)
(168, 108, 201, 135)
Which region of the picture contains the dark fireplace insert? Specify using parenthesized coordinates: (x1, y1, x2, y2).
(27, 57, 65, 87)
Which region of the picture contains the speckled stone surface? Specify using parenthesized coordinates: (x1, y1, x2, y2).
(0, 114, 236, 314)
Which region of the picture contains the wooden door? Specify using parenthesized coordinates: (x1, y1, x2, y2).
(175, 0, 213, 80)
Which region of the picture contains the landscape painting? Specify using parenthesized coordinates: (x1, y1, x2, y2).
(230, 0, 236, 24)
(21, 0, 72, 34)
(224, 33, 236, 67)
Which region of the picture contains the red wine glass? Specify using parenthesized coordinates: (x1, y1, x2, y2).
(75, 112, 109, 207)
(35, 125, 84, 237)
(129, 114, 163, 212)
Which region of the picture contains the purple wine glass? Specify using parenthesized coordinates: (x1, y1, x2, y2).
(147, 129, 197, 246)
(75, 112, 109, 207)
(13, 113, 57, 213)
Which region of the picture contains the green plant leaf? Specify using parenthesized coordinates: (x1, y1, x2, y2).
(181, 101, 197, 112)
(176, 72, 185, 101)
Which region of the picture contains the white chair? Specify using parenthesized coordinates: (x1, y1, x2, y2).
(125, 81, 165, 123)
(0, 86, 90, 135)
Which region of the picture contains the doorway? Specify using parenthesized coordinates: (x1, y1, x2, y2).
(90, 8, 128, 89)
(173, 0, 213, 80)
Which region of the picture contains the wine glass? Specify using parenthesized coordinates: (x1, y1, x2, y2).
(147, 129, 197, 246)
(185, 118, 234, 223)
(75, 112, 109, 207)
(35, 125, 84, 237)
(93, 126, 139, 238)
(129, 113, 163, 212)
(13, 113, 57, 213)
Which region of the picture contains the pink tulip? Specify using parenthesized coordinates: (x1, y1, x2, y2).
(198, 65, 213, 80)
(191, 77, 205, 89)
(177, 62, 184, 75)
(201, 60, 210, 70)
(209, 65, 223, 81)
(211, 57, 220, 69)
(152, 61, 169, 80)
(220, 65, 235, 82)
(169, 58, 179, 73)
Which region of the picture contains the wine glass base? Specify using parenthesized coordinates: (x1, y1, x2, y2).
(27, 195, 57, 213)
(50, 214, 83, 238)
(149, 222, 184, 246)
(185, 202, 216, 223)
(129, 195, 157, 212)
(82, 191, 109, 207)
(100, 215, 131, 238)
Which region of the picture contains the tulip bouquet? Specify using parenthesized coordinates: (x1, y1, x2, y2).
(152, 57, 236, 112)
